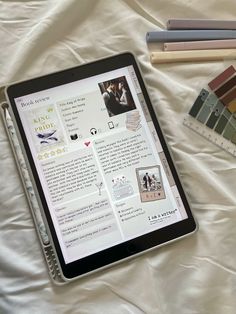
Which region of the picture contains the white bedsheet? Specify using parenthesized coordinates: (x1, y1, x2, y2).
(0, 1, 236, 313)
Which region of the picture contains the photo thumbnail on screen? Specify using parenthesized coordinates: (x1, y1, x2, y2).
(136, 166, 166, 202)
(98, 76, 136, 117)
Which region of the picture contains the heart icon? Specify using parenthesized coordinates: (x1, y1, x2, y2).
(84, 141, 90, 147)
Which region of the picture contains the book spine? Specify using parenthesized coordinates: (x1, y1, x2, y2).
(167, 19, 236, 30)
(164, 39, 236, 51)
(146, 30, 236, 42)
(150, 49, 236, 64)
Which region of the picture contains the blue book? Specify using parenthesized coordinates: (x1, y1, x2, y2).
(146, 30, 236, 42)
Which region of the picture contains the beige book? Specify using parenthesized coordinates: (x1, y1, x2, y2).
(150, 49, 236, 64)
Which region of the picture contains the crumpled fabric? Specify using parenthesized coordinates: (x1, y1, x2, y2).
(0, 1, 236, 313)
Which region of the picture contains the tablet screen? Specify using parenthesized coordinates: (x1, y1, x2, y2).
(12, 64, 189, 264)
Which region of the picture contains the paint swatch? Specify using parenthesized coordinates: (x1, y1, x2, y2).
(189, 91, 236, 142)
(208, 65, 236, 108)
(185, 65, 236, 157)
(208, 65, 236, 90)
(228, 99, 236, 113)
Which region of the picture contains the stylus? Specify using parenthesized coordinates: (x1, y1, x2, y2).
(167, 19, 236, 30)
(150, 49, 236, 64)
(4, 107, 50, 245)
(163, 39, 236, 51)
(146, 30, 236, 43)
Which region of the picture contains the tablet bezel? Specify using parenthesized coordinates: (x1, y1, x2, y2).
(6, 52, 197, 280)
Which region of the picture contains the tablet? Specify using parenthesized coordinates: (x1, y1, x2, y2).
(6, 52, 197, 280)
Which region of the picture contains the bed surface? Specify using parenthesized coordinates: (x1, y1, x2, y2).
(0, 1, 236, 313)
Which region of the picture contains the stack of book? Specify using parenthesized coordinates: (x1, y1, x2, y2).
(146, 19, 236, 63)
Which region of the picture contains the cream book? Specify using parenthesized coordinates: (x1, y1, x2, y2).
(150, 49, 236, 64)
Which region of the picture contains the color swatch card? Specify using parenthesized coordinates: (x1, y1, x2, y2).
(184, 65, 236, 157)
